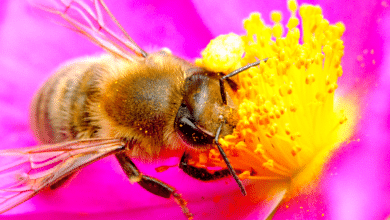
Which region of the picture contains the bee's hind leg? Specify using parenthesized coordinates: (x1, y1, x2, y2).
(115, 152, 193, 220)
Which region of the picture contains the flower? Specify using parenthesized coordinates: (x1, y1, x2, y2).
(0, 0, 389, 220)
(194, 0, 360, 217)
(198, 0, 349, 193)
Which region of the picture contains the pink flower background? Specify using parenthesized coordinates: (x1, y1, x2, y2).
(0, 0, 389, 219)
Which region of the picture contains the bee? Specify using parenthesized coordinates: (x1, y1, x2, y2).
(0, 0, 266, 218)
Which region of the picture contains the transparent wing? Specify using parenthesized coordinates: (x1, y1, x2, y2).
(30, 0, 147, 60)
(0, 138, 125, 214)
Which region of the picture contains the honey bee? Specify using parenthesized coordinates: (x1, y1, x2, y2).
(0, 0, 266, 218)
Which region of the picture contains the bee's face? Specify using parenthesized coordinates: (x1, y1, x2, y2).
(174, 70, 238, 149)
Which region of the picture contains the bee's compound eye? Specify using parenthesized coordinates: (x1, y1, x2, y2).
(175, 104, 214, 146)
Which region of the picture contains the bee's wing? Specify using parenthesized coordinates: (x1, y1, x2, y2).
(0, 138, 125, 214)
(30, 0, 147, 61)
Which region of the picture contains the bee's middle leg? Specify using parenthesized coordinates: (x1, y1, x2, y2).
(179, 152, 237, 181)
(115, 152, 192, 219)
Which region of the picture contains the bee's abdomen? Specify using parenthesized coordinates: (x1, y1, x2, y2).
(30, 59, 101, 144)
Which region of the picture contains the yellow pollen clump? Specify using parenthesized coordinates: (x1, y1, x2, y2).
(197, 0, 351, 195)
(196, 33, 244, 73)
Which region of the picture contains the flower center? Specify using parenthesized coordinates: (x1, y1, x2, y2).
(195, 0, 350, 192)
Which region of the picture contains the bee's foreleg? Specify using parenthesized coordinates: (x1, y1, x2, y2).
(115, 152, 193, 220)
(179, 153, 235, 181)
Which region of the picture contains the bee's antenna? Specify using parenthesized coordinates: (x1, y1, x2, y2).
(219, 58, 268, 105)
(215, 58, 268, 195)
(215, 120, 247, 196)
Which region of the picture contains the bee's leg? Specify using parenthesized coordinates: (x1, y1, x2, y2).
(179, 153, 237, 181)
(115, 152, 192, 220)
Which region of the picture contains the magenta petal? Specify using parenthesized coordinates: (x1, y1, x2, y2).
(323, 34, 390, 219)
(192, 0, 289, 36)
(323, 2, 390, 219)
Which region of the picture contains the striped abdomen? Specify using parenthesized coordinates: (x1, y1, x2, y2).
(29, 51, 193, 159)
(30, 57, 103, 144)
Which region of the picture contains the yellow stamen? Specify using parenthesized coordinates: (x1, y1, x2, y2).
(197, 0, 355, 196)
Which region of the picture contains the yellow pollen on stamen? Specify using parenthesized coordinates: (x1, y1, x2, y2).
(197, 0, 353, 195)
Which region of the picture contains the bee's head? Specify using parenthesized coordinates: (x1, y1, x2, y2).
(174, 69, 238, 149)
(174, 59, 266, 196)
